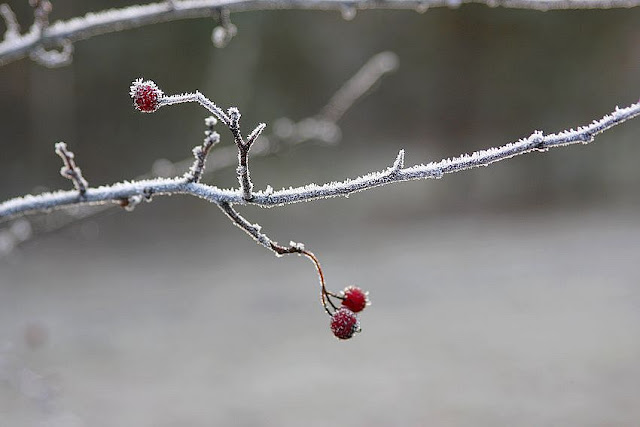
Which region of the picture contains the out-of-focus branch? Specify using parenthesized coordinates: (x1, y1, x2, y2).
(1, 0, 639, 67)
(318, 51, 398, 123)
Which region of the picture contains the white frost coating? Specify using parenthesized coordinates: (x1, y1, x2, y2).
(1, 100, 638, 221)
(0, 52, 398, 254)
(2, 0, 640, 67)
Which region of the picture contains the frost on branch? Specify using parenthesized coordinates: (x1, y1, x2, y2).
(1, 1, 639, 68)
(185, 116, 220, 183)
(1, 69, 639, 339)
(0, 52, 398, 255)
(54, 142, 88, 196)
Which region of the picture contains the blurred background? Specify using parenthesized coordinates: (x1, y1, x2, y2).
(1, 1, 640, 426)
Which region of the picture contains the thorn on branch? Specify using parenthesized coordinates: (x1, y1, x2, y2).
(390, 149, 405, 172)
(54, 142, 88, 196)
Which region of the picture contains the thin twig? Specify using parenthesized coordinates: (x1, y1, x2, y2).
(185, 116, 220, 183)
(54, 142, 88, 196)
(1, 0, 639, 67)
(218, 201, 338, 314)
(2, 101, 638, 220)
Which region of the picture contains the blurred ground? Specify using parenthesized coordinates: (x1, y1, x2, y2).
(1, 2, 640, 426)
(1, 198, 640, 426)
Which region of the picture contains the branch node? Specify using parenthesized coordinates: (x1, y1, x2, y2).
(143, 187, 154, 201)
(119, 195, 142, 212)
(54, 142, 88, 196)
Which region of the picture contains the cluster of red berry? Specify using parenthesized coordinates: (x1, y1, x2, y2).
(330, 286, 369, 340)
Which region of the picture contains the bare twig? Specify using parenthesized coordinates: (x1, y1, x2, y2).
(54, 142, 88, 196)
(1, 0, 639, 67)
(218, 201, 339, 314)
(185, 116, 220, 183)
(2, 100, 638, 220)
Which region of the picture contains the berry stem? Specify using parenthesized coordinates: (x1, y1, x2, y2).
(217, 201, 341, 315)
(300, 249, 339, 315)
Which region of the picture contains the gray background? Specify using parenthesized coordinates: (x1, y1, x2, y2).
(1, 2, 640, 426)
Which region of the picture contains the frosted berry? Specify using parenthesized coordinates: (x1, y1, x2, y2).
(341, 286, 369, 313)
(330, 307, 360, 340)
(130, 78, 163, 113)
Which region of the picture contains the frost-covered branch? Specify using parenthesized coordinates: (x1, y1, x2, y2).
(54, 142, 88, 196)
(1, 0, 639, 67)
(0, 52, 396, 256)
(185, 116, 220, 183)
(1, 99, 639, 221)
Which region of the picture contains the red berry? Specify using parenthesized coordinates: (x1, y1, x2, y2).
(341, 286, 368, 313)
(130, 78, 163, 113)
(330, 307, 360, 340)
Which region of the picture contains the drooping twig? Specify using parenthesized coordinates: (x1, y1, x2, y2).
(1, 100, 638, 220)
(0, 52, 397, 255)
(1, 0, 639, 67)
(54, 142, 88, 196)
(218, 201, 339, 314)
